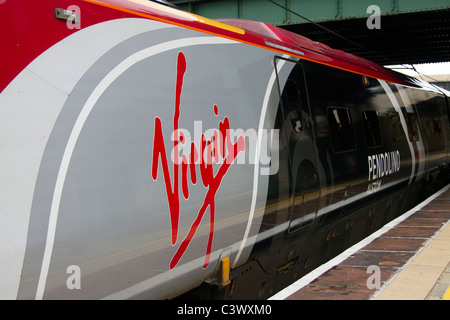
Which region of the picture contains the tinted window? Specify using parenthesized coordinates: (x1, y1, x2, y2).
(386, 111, 404, 143)
(406, 113, 419, 142)
(327, 107, 355, 152)
(362, 110, 383, 147)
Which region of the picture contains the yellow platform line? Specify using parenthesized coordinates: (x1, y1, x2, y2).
(443, 286, 450, 300)
(375, 220, 450, 300)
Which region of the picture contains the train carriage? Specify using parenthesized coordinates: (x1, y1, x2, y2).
(0, 0, 449, 299)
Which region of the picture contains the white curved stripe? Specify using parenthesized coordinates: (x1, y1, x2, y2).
(395, 84, 426, 180)
(0, 71, 67, 300)
(270, 184, 450, 300)
(28, 18, 170, 95)
(0, 18, 167, 300)
(232, 56, 289, 269)
(35, 36, 235, 300)
(378, 80, 416, 185)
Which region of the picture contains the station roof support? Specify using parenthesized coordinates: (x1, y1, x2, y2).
(171, 0, 450, 65)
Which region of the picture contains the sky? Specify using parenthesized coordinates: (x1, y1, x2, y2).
(385, 62, 450, 77)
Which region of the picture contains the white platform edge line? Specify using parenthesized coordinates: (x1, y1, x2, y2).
(268, 184, 450, 300)
(372, 217, 450, 300)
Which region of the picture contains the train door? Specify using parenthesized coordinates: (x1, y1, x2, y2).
(274, 57, 321, 233)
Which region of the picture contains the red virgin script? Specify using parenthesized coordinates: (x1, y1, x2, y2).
(152, 52, 245, 269)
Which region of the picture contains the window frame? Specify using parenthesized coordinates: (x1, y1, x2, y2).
(361, 109, 383, 148)
(326, 106, 356, 153)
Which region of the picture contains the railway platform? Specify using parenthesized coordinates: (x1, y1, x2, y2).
(270, 185, 450, 300)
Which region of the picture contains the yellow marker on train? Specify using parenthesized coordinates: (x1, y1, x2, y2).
(220, 257, 231, 287)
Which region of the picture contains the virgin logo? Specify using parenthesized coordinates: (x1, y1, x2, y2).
(152, 52, 245, 269)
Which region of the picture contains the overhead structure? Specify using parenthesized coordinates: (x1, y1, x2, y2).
(171, 0, 450, 65)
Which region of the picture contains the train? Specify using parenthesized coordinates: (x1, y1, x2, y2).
(1, 0, 449, 300)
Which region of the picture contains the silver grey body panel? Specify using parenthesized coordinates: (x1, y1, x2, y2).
(8, 19, 293, 299)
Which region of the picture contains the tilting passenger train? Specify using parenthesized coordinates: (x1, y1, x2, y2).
(1, 0, 449, 299)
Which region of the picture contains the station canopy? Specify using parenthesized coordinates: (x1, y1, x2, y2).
(171, 1, 450, 66)
(281, 9, 450, 66)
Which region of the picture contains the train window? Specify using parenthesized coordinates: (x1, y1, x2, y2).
(406, 113, 419, 142)
(284, 79, 304, 132)
(327, 107, 355, 152)
(386, 112, 404, 143)
(421, 116, 442, 139)
(362, 110, 383, 147)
